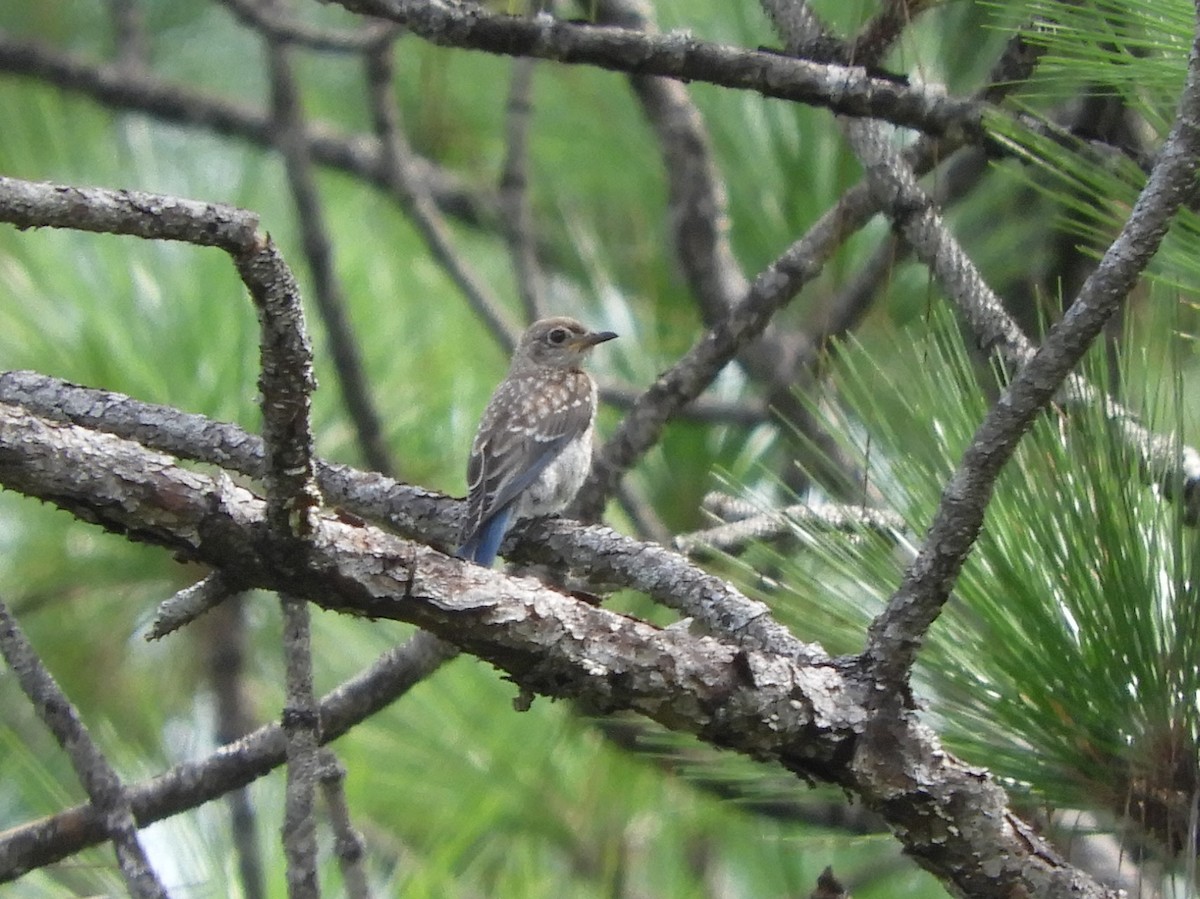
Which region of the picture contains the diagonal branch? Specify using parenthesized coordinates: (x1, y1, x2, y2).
(364, 40, 520, 353)
(218, 0, 397, 51)
(0, 599, 169, 898)
(859, 7, 1200, 690)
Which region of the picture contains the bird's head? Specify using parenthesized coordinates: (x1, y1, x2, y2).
(514, 316, 617, 371)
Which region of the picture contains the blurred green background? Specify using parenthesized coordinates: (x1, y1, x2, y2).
(2, 0, 1200, 895)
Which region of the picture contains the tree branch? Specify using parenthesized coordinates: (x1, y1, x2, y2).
(264, 25, 396, 478)
(364, 39, 520, 353)
(333, 0, 985, 140)
(0, 402, 1121, 897)
(0, 369, 802, 656)
(860, 6, 1200, 690)
(217, 0, 397, 51)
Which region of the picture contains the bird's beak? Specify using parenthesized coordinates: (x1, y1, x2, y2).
(573, 330, 618, 350)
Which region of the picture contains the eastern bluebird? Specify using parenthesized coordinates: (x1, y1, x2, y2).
(457, 317, 617, 566)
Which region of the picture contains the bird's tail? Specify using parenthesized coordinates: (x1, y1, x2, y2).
(455, 506, 514, 567)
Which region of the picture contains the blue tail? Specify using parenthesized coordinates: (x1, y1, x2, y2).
(456, 506, 515, 567)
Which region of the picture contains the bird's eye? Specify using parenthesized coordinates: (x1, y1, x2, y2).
(548, 328, 570, 345)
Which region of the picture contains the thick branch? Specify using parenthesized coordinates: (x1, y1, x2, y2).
(0, 175, 259, 251)
(0, 402, 1120, 897)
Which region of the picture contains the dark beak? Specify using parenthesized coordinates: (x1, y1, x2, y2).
(576, 330, 618, 349)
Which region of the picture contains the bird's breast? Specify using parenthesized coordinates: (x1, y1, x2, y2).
(515, 424, 595, 519)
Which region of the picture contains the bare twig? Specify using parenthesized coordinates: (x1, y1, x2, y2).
(850, 0, 930, 67)
(700, 491, 759, 522)
(205, 595, 266, 899)
(147, 572, 235, 639)
(0, 599, 169, 899)
(0, 32, 490, 224)
(318, 751, 372, 899)
(0, 629, 457, 882)
(676, 502, 906, 558)
(280, 594, 321, 899)
(599, 384, 768, 426)
(218, 0, 397, 52)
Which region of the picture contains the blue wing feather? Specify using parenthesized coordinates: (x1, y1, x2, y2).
(457, 440, 567, 566)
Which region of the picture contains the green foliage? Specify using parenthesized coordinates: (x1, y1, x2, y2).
(770, 301, 1200, 855)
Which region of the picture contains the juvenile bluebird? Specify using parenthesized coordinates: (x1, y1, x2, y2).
(457, 317, 617, 566)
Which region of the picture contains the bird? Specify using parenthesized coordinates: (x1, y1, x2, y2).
(457, 316, 618, 566)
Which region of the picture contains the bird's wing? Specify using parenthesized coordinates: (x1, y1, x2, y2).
(464, 374, 593, 536)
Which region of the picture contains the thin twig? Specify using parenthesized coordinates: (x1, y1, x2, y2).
(500, 54, 545, 324)
(147, 572, 235, 639)
(206, 595, 267, 899)
(850, 0, 928, 67)
(0, 31, 491, 224)
(280, 594, 321, 899)
(599, 384, 768, 426)
(364, 40, 519, 353)
(218, 0, 398, 52)
(0, 599, 169, 899)
(318, 751, 372, 899)
(676, 502, 906, 558)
